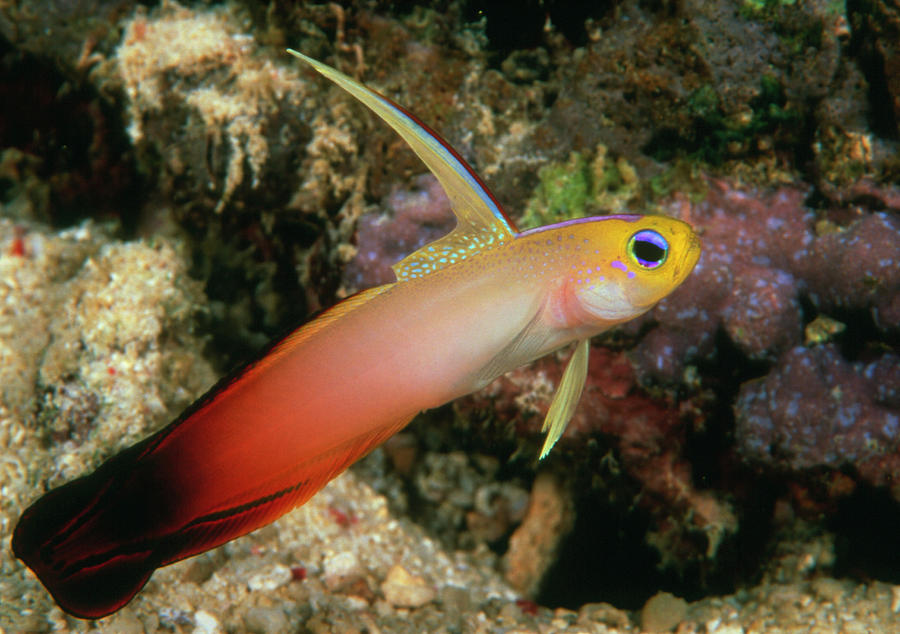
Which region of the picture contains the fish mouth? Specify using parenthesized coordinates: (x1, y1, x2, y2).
(676, 233, 702, 281)
(657, 235, 700, 291)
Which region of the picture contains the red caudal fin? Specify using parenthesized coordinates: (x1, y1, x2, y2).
(12, 409, 408, 619)
(13, 285, 412, 618)
(12, 440, 164, 619)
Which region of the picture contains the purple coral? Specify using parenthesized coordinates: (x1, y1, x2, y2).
(343, 174, 456, 290)
(619, 179, 900, 495)
(736, 345, 900, 478)
(807, 212, 900, 330)
(628, 180, 900, 381)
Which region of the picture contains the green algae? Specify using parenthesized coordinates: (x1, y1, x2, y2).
(644, 76, 803, 166)
(740, 0, 831, 54)
(519, 146, 640, 230)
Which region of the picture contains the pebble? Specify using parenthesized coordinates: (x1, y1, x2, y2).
(441, 585, 472, 614)
(323, 551, 364, 590)
(578, 601, 631, 629)
(641, 591, 688, 632)
(103, 612, 145, 634)
(380, 564, 436, 607)
(811, 577, 846, 602)
(243, 606, 290, 634)
(247, 564, 293, 592)
(192, 610, 221, 634)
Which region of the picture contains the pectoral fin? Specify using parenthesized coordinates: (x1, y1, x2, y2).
(539, 339, 590, 459)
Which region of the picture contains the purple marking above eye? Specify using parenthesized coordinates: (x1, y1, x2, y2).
(628, 230, 668, 268)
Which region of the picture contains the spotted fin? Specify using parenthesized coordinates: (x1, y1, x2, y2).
(539, 339, 590, 459)
(286, 49, 517, 280)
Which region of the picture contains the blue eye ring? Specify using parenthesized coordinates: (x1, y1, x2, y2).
(628, 230, 668, 269)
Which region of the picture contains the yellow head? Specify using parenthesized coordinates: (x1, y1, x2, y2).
(519, 214, 701, 329)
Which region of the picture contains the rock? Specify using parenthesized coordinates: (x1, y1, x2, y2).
(380, 564, 436, 608)
(243, 606, 290, 634)
(502, 472, 574, 596)
(322, 551, 364, 591)
(192, 609, 222, 634)
(577, 602, 632, 629)
(247, 564, 293, 592)
(640, 591, 688, 632)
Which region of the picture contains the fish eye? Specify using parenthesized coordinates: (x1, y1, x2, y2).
(628, 230, 668, 269)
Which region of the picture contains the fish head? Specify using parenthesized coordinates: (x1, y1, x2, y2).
(553, 214, 701, 327)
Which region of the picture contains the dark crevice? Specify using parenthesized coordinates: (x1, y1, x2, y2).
(463, 0, 616, 61)
(846, 0, 899, 139)
(537, 328, 777, 610)
(0, 36, 141, 229)
(831, 484, 900, 583)
(537, 475, 666, 610)
(535, 463, 776, 611)
(187, 213, 315, 373)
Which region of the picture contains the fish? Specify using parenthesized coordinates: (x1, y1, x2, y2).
(11, 50, 701, 619)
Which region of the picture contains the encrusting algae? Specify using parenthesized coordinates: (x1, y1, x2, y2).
(116, 5, 306, 213)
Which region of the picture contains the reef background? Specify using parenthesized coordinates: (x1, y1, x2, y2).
(0, 0, 898, 632)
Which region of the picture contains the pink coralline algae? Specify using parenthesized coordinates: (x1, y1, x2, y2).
(736, 345, 900, 484)
(628, 180, 900, 381)
(343, 175, 455, 290)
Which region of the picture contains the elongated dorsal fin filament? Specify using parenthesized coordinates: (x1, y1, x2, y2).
(287, 49, 517, 280)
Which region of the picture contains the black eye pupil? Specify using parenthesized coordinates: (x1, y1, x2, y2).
(633, 239, 665, 263)
(628, 229, 668, 269)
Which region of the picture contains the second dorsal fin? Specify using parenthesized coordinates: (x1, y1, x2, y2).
(391, 217, 512, 280)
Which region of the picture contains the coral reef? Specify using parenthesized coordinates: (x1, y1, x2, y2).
(518, 145, 640, 230)
(0, 218, 214, 490)
(2, 0, 900, 629)
(629, 180, 900, 381)
(736, 345, 900, 485)
(36, 236, 215, 466)
(5, 0, 892, 361)
(0, 45, 136, 224)
(114, 4, 310, 214)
